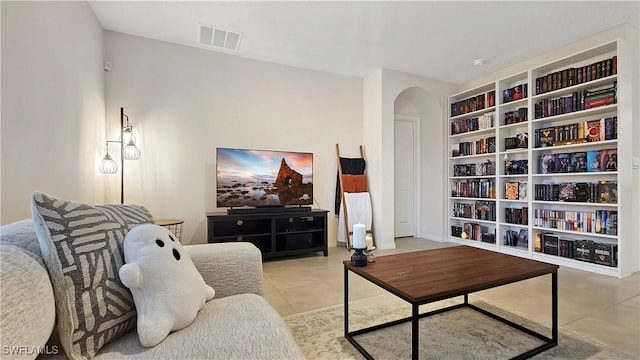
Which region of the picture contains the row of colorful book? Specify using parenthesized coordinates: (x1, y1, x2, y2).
(504, 207, 528, 225)
(450, 223, 495, 243)
(539, 149, 616, 174)
(453, 160, 496, 177)
(451, 136, 496, 157)
(502, 83, 528, 103)
(451, 179, 496, 199)
(450, 90, 496, 117)
(533, 181, 617, 204)
(533, 83, 616, 119)
(534, 233, 617, 267)
(504, 107, 528, 125)
(505, 181, 528, 200)
(504, 159, 528, 175)
(533, 209, 617, 235)
(534, 55, 617, 95)
(504, 133, 528, 150)
(534, 117, 617, 148)
(450, 111, 495, 135)
(504, 229, 528, 248)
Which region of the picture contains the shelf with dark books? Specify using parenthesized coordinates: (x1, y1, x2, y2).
(532, 74, 617, 100)
(450, 86, 496, 118)
(451, 222, 496, 243)
(447, 40, 635, 278)
(536, 148, 617, 174)
(533, 180, 616, 203)
(452, 160, 496, 177)
(533, 82, 617, 119)
(450, 112, 495, 136)
(530, 104, 617, 125)
(533, 117, 617, 149)
(450, 136, 496, 157)
(450, 200, 496, 222)
(503, 228, 529, 249)
(450, 106, 496, 121)
(532, 227, 618, 240)
(533, 232, 618, 268)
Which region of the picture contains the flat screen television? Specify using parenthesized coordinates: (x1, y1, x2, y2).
(216, 147, 313, 208)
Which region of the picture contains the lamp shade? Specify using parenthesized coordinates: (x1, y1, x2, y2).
(100, 154, 118, 174)
(123, 140, 141, 160)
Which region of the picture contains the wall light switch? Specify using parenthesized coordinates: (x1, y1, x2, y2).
(633, 157, 640, 169)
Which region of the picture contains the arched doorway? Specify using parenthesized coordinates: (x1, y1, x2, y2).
(393, 86, 442, 240)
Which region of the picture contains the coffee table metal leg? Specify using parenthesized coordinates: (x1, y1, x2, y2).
(412, 303, 419, 360)
(344, 267, 349, 337)
(552, 271, 558, 343)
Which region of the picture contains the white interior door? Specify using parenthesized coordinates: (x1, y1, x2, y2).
(394, 118, 415, 237)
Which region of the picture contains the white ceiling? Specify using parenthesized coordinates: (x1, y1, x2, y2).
(88, 1, 640, 84)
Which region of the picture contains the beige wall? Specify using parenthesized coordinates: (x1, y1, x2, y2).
(1, 1, 105, 224)
(104, 31, 364, 245)
(364, 69, 455, 249)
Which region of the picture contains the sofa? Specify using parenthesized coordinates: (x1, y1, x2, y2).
(0, 219, 306, 360)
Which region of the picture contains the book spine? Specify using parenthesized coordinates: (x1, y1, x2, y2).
(584, 97, 616, 109)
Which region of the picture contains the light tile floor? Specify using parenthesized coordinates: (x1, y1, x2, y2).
(262, 237, 640, 357)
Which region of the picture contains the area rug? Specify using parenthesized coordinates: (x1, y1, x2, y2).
(284, 294, 637, 360)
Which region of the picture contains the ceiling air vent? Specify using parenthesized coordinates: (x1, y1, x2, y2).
(199, 25, 242, 51)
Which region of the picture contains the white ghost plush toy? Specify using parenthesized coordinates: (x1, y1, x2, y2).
(119, 224, 215, 347)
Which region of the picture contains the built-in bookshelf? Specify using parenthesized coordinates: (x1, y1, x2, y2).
(447, 40, 636, 278)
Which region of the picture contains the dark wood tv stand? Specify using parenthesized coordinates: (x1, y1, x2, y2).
(206, 209, 329, 259)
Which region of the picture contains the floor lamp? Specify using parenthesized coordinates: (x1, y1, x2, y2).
(99, 107, 141, 204)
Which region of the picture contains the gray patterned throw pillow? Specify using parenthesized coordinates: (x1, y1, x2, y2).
(31, 192, 154, 359)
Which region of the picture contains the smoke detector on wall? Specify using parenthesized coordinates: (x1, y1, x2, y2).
(199, 25, 242, 51)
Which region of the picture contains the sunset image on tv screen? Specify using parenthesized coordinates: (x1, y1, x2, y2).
(216, 148, 313, 207)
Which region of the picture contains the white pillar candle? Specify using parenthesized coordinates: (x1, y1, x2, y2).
(353, 223, 366, 249)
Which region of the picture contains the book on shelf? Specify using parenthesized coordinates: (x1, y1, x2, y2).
(571, 152, 587, 172)
(539, 153, 556, 174)
(555, 153, 572, 173)
(518, 182, 528, 200)
(534, 233, 542, 252)
(535, 55, 617, 95)
(586, 150, 601, 172)
(535, 182, 607, 203)
(504, 207, 528, 225)
(558, 182, 576, 202)
(451, 225, 463, 238)
(517, 229, 528, 248)
(516, 133, 528, 149)
(537, 127, 555, 147)
(585, 119, 603, 142)
(593, 243, 617, 267)
(543, 234, 559, 256)
(575, 240, 595, 262)
(505, 182, 519, 200)
(604, 117, 617, 140)
(504, 108, 528, 125)
(601, 148, 617, 171)
(504, 230, 518, 246)
(598, 180, 617, 204)
(504, 159, 528, 175)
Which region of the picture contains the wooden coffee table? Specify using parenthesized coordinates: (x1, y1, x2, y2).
(343, 245, 558, 360)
